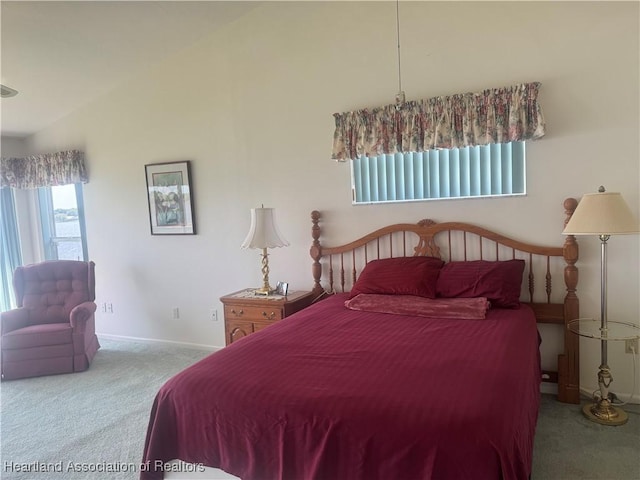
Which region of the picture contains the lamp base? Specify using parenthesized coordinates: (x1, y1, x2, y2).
(582, 399, 628, 426)
(253, 286, 274, 296)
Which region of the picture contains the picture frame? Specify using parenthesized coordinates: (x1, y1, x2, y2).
(276, 281, 289, 296)
(144, 161, 196, 235)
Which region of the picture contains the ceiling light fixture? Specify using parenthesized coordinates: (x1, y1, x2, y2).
(0, 84, 19, 98)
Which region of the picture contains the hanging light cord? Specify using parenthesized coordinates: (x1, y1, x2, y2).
(395, 0, 405, 107)
(396, 0, 402, 94)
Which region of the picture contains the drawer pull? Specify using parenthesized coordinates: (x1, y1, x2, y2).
(231, 309, 244, 316)
(262, 311, 276, 320)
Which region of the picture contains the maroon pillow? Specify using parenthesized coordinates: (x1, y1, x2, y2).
(349, 256, 445, 299)
(436, 259, 525, 308)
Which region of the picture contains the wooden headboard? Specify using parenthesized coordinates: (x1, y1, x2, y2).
(309, 198, 580, 404)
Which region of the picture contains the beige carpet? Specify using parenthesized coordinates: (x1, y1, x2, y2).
(1, 338, 638, 480)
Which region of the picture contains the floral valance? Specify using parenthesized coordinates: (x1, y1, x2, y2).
(332, 82, 546, 161)
(1, 150, 87, 189)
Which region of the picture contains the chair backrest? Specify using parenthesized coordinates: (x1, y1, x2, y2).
(13, 260, 96, 325)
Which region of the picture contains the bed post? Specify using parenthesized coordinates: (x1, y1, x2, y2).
(310, 211, 324, 297)
(559, 197, 580, 404)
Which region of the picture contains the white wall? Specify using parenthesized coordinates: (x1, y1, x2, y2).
(1, 136, 26, 157)
(20, 2, 640, 398)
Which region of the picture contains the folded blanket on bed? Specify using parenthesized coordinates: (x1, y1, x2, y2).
(344, 294, 490, 319)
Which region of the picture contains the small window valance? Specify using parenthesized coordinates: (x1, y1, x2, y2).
(332, 82, 546, 162)
(1, 150, 87, 189)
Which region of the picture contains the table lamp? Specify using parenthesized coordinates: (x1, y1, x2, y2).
(241, 206, 289, 295)
(563, 186, 639, 425)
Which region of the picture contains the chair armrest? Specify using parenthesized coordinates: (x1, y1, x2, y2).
(70, 301, 97, 332)
(0, 307, 30, 335)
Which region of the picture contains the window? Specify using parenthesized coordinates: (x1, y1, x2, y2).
(1, 188, 23, 311)
(38, 183, 88, 261)
(351, 141, 525, 204)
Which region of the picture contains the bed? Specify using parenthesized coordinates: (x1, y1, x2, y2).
(141, 199, 580, 480)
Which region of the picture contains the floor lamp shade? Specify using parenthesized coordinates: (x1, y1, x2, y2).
(241, 207, 289, 295)
(563, 190, 639, 236)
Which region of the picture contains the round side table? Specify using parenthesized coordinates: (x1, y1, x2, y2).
(568, 318, 640, 426)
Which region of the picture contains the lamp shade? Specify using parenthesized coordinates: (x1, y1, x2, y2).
(241, 207, 290, 249)
(563, 190, 639, 236)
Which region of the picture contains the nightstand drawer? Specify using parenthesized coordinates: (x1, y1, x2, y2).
(226, 320, 255, 343)
(220, 289, 314, 346)
(224, 305, 283, 322)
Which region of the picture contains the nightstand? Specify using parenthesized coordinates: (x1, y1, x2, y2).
(220, 289, 315, 345)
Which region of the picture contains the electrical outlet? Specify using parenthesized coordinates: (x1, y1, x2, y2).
(172, 307, 180, 320)
(210, 309, 218, 322)
(101, 302, 114, 314)
(625, 338, 639, 354)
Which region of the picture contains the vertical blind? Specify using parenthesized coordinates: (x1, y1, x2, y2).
(351, 141, 525, 204)
(1, 188, 23, 311)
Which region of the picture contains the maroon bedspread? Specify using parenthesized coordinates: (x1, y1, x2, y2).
(141, 294, 541, 480)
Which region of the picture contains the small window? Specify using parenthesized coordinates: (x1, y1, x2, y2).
(1, 188, 23, 311)
(38, 184, 88, 261)
(351, 141, 526, 204)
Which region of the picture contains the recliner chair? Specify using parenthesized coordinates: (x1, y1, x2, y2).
(1, 260, 100, 380)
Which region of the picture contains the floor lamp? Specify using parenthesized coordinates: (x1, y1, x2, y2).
(241, 206, 289, 295)
(563, 186, 639, 426)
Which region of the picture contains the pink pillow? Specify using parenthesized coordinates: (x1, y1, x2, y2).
(436, 259, 525, 308)
(349, 256, 445, 299)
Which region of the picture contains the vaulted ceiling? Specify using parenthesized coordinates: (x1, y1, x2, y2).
(1, 1, 259, 138)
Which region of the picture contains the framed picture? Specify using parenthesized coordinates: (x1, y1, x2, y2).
(276, 281, 289, 296)
(145, 161, 196, 235)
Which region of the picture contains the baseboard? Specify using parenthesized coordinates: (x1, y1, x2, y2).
(540, 382, 558, 396)
(97, 333, 223, 352)
(579, 386, 640, 405)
